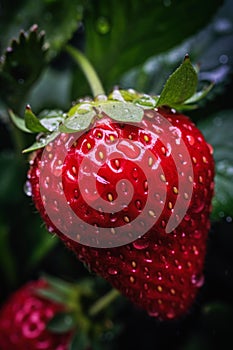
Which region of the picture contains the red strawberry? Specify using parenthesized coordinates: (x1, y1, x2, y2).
(26, 103, 214, 320)
(0, 279, 73, 350)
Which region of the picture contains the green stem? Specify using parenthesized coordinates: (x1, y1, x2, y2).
(66, 45, 105, 97)
(88, 289, 120, 317)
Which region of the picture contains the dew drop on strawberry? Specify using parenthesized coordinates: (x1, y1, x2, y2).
(191, 274, 205, 287)
(107, 267, 119, 275)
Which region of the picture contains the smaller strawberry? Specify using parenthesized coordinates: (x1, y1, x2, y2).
(0, 279, 74, 350)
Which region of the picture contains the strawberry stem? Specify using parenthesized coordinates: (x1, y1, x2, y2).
(65, 45, 105, 97)
(88, 289, 120, 317)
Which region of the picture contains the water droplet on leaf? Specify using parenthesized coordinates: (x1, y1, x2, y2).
(24, 181, 32, 196)
(96, 17, 110, 34)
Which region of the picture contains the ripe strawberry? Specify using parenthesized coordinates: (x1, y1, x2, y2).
(0, 279, 73, 350)
(26, 102, 214, 320)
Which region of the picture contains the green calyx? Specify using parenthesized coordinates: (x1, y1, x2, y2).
(10, 51, 213, 153)
(35, 274, 120, 349)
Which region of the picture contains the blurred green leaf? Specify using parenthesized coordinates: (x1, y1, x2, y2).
(0, 151, 23, 204)
(0, 217, 17, 285)
(0, 25, 48, 109)
(120, 0, 233, 101)
(0, 0, 83, 56)
(69, 331, 90, 350)
(47, 312, 76, 333)
(83, 0, 223, 90)
(9, 109, 32, 133)
(26, 229, 58, 270)
(198, 109, 233, 220)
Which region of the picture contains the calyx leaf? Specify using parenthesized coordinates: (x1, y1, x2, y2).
(97, 101, 144, 122)
(156, 54, 198, 108)
(25, 105, 49, 133)
(47, 312, 76, 334)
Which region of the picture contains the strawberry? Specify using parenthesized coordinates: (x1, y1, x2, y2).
(26, 102, 214, 320)
(0, 279, 73, 350)
(18, 56, 214, 320)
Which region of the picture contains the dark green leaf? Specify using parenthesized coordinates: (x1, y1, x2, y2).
(198, 110, 233, 220)
(0, 217, 17, 285)
(8, 110, 32, 133)
(156, 55, 198, 108)
(25, 106, 49, 132)
(27, 232, 58, 270)
(0, 25, 48, 109)
(22, 130, 60, 153)
(120, 0, 233, 104)
(0, 152, 24, 203)
(83, 0, 222, 90)
(0, 1, 83, 57)
(69, 331, 90, 350)
(47, 312, 76, 334)
(98, 102, 144, 122)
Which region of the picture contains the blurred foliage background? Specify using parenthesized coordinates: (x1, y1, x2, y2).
(0, 0, 233, 349)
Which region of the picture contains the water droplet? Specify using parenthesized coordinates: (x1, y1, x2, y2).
(132, 167, 139, 180)
(193, 198, 205, 213)
(107, 267, 118, 275)
(135, 199, 142, 210)
(186, 134, 195, 145)
(191, 274, 204, 287)
(24, 180, 32, 196)
(163, 0, 171, 6)
(214, 18, 232, 34)
(96, 17, 111, 35)
(166, 311, 175, 319)
(133, 238, 149, 250)
(148, 309, 159, 317)
(74, 189, 79, 199)
(219, 54, 228, 64)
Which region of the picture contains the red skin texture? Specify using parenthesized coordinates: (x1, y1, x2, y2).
(0, 280, 72, 350)
(27, 108, 214, 320)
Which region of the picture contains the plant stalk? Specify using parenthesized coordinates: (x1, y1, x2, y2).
(88, 289, 120, 317)
(66, 45, 105, 98)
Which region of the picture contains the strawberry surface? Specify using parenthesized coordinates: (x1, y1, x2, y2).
(0, 280, 72, 350)
(27, 107, 214, 320)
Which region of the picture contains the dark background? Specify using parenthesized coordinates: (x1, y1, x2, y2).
(0, 0, 233, 349)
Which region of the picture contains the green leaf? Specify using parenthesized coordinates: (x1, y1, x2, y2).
(184, 83, 214, 105)
(38, 110, 66, 132)
(82, 0, 222, 91)
(120, 0, 232, 104)
(0, 217, 17, 285)
(27, 232, 58, 270)
(41, 273, 75, 296)
(0, 1, 83, 57)
(98, 101, 144, 123)
(36, 287, 66, 304)
(22, 130, 60, 153)
(198, 110, 233, 220)
(69, 331, 90, 350)
(156, 55, 198, 108)
(25, 106, 49, 133)
(59, 106, 96, 133)
(8, 109, 32, 133)
(0, 25, 48, 109)
(47, 312, 76, 334)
